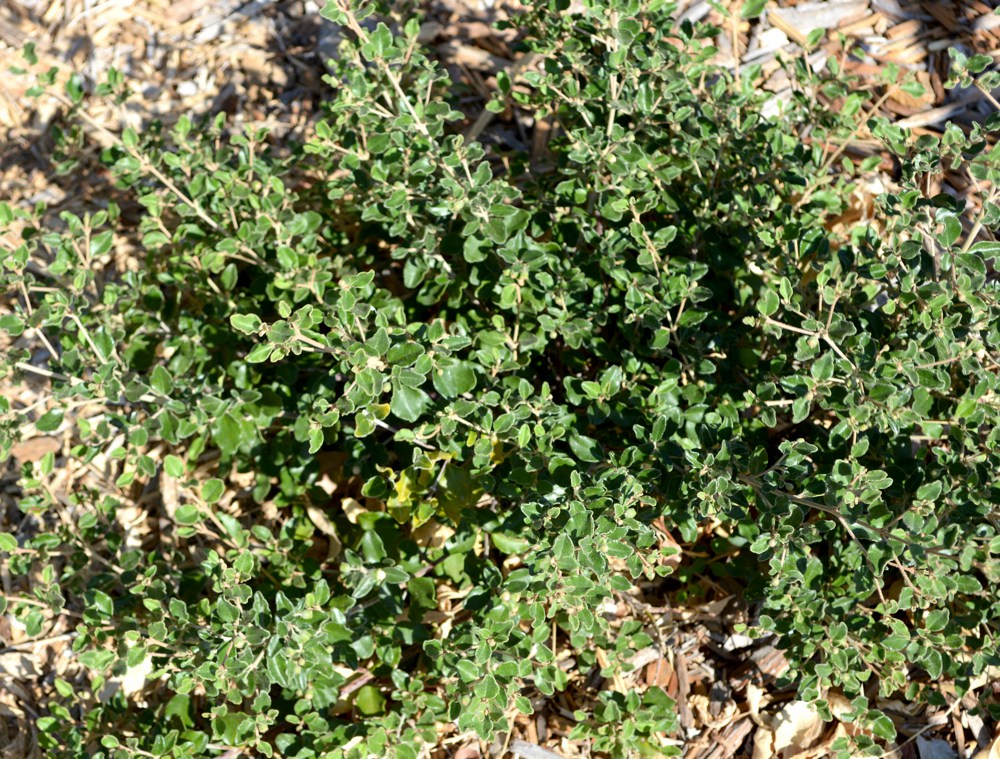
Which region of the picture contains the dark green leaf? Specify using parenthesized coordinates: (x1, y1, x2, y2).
(432, 361, 476, 398)
(216, 597, 240, 623)
(391, 382, 430, 422)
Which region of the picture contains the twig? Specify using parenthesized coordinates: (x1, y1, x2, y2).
(44, 90, 267, 270)
(739, 474, 965, 562)
(374, 419, 435, 450)
(796, 89, 894, 209)
(14, 361, 159, 405)
(0, 631, 79, 653)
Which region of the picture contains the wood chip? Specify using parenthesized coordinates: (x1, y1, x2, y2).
(890, 44, 929, 65)
(645, 656, 674, 689)
(876, 33, 928, 58)
(509, 740, 564, 759)
(871, 0, 931, 21)
(193, 0, 267, 44)
(676, 650, 694, 733)
(698, 718, 754, 759)
(973, 11, 1000, 33)
(885, 18, 923, 40)
(922, 1, 960, 33)
(893, 91, 983, 129)
(890, 70, 935, 109)
(164, 0, 213, 23)
(768, 0, 869, 47)
(838, 12, 882, 37)
(436, 41, 510, 72)
(0, 13, 27, 47)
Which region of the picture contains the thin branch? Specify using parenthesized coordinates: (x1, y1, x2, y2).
(739, 474, 965, 562)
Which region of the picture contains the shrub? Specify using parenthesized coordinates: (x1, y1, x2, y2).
(3, 1, 1000, 756)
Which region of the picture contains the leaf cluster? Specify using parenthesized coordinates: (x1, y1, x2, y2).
(3, 2, 1000, 757)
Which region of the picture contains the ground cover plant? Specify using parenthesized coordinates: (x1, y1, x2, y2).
(3, 0, 1000, 756)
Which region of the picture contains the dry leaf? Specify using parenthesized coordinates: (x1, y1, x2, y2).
(314, 471, 338, 497)
(723, 632, 756, 651)
(691, 691, 739, 729)
(972, 733, 1000, 759)
(747, 682, 770, 727)
(651, 516, 683, 571)
(305, 502, 342, 561)
(826, 691, 857, 722)
(314, 452, 348, 497)
(917, 736, 957, 759)
(0, 653, 39, 679)
(161, 467, 180, 521)
(774, 702, 825, 756)
(11, 436, 61, 462)
(411, 518, 455, 549)
(754, 724, 777, 759)
(341, 496, 366, 524)
(115, 503, 148, 552)
(121, 655, 154, 696)
(754, 700, 825, 759)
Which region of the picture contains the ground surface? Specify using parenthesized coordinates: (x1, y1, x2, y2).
(2, 1, 1000, 757)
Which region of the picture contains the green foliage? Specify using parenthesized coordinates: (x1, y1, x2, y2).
(4, 1, 1000, 756)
